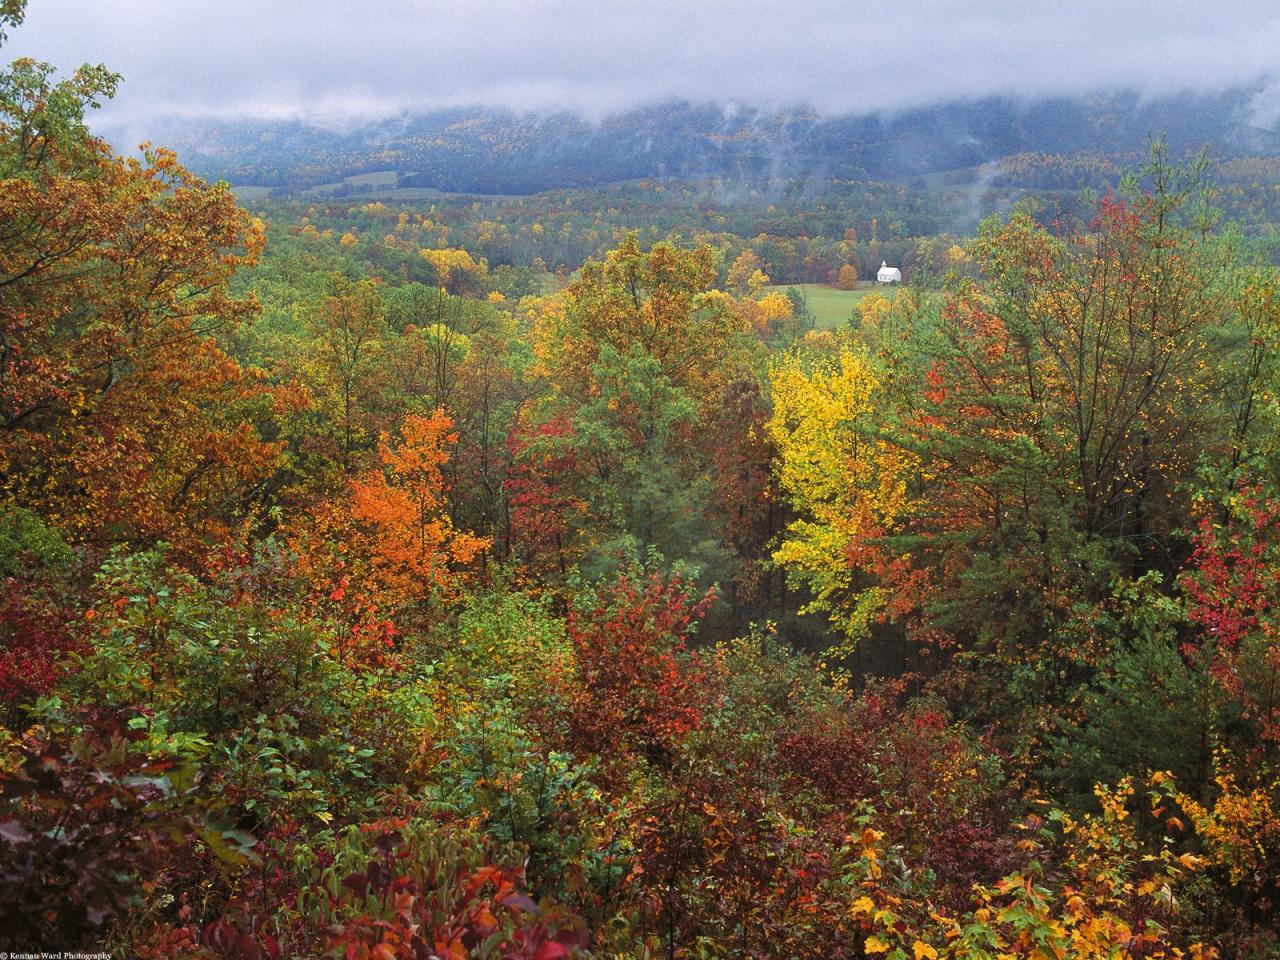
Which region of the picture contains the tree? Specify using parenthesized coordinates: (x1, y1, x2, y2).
(565, 563, 717, 762)
(418, 246, 485, 295)
(535, 235, 746, 412)
(766, 346, 916, 646)
(885, 180, 1254, 674)
(506, 416, 584, 577)
(785, 286, 811, 326)
(0, 56, 283, 554)
(0, 0, 25, 43)
(306, 278, 387, 476)
(525, 237, 759, 584)
(725, 249, 763, 293)
(330, 411, 488, 611)
(525, 346, 731, 579)
(385, 283, 489, 413)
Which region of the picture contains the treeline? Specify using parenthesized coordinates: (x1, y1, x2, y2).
(235, 159, 1280, 305)
(151, 91, 1280, 195)
(242, 180, 969, 295)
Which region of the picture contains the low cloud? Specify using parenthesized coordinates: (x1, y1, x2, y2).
(7, 1, 1280, 131)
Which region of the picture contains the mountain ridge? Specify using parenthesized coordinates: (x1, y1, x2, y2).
(126, 89, 1280, 195)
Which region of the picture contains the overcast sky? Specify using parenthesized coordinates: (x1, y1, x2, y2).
(8, 1, 1280, 129)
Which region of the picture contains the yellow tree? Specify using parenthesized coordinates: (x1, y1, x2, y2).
(725, 249, 763, 293)
(419, 246, 485, 294)
(766, 346, 916, 646)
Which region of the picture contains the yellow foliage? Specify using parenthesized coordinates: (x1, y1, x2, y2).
(533, 236, 745, 413)
(757, 291, 793, 321)
(767, 347, 916, 643)
(726, 248, 763, 292)
(858, 292, 893, 333)
(419, 246, 484, 283)
(1176, 762, 1280, 886)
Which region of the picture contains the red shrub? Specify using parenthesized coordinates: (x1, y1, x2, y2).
(566, 566, 718, 764)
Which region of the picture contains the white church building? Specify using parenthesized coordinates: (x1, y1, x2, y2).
(877, 261, 902, 284)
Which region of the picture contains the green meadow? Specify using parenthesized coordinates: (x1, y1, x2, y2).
(767, 282, 898, 329)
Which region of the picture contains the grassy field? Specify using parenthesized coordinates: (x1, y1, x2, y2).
(301, 170, 411, 197)
(294, 170, 516, 202)
(766, 282, 898, 330)
(229, 184, 277, 201)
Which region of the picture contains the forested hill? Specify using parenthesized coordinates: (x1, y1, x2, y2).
(138, 90, 1280, 194)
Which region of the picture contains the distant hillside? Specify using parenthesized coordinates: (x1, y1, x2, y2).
(130, 91, 1280, 196)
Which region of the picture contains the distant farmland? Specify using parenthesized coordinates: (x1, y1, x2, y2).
(767, 283, 898, 330)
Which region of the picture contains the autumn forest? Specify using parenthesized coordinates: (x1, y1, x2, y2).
(2, 3, 1280, 958)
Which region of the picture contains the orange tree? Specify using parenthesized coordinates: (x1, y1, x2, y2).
(0, 53, 285, 556)
(297, 411, 489, 656)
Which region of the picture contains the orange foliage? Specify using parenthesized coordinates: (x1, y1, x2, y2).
(0, 73, 289, 556)
(312, 412, 488, 614)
